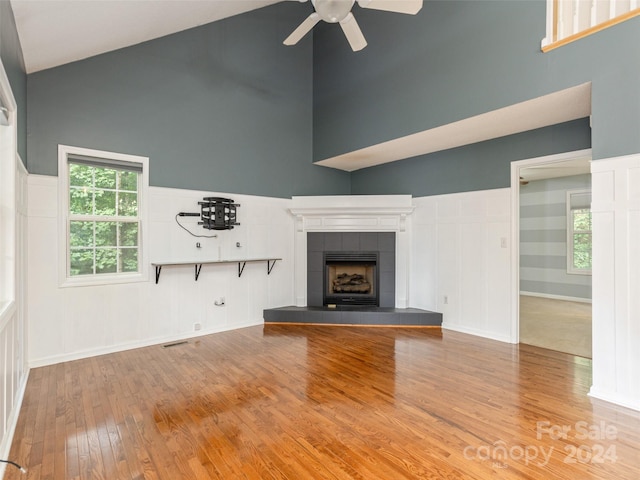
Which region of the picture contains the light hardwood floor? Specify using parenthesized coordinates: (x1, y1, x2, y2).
(5, 325, 639, 479)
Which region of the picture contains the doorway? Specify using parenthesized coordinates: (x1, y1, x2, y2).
(510, 149, 592, 357)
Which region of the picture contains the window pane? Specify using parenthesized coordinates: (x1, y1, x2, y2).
(574, 233, 591, 250)
(69, 163, 93, 187)
(95, 167, 117, 189)
(573, 210, 591, 231)
(70, 188, 93, 215)
(119, 171, 137, 191)
(95, 222, 117, 247)
(70, 221, 93, 247)
(119, 222, 138, 247)
(96, 248, 118, 274)
(95, 190, 117, 216)
(573, 233, 592, 269)
(70, 249, 94, 276)
(118, 192, 138, 217)
(574, 251, 592, 269)
(120, 248, 138, 273)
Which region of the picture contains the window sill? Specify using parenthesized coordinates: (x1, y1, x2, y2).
(60, 272, 148, 288)
(567, 270, 592, 276)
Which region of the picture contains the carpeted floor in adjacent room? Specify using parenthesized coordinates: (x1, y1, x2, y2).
(519, 295, 592, 358)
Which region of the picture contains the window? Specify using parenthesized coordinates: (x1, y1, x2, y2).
(0, 59, 17, 313)
(567, 189, 591, 275)
(59, 145, 148, 286)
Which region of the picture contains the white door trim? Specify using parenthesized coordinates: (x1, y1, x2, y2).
(509, 148, 592, 343)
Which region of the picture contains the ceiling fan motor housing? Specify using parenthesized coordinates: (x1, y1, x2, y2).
(312, 0, 356, 23)
(285, 0, 422, 51)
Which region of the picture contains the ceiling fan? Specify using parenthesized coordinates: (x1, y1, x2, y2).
(284, 0, 423, 52)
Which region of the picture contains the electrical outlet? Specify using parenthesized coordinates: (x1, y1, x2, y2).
(194, 322, 202, 331)
(443, 295, 449, 305)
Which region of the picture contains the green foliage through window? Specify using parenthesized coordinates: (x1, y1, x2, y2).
(571, 208, 592, 271)
(68, 162, 140, 276)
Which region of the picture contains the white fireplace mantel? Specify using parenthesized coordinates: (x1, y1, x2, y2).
(289, 195, 415, 308)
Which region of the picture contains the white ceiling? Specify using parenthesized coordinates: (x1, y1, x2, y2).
(519, 156, 591, 183)
(9, 0, 593, 175)
(10, 0, 283, 74)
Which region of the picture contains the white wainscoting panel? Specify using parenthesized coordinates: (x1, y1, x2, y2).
(27, 177, 295, 367)
(590, 154, 640, 411)
(0, 162, 29, 475)
(412, 189, 512, 342)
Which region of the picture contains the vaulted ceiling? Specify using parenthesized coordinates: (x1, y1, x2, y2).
(10, 0, 282, 73)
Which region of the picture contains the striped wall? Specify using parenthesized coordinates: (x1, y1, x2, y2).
(520, 174, 592, 300)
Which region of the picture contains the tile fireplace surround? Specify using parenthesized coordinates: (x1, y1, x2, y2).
(307, 231, 395, 308)
(263, 195, 442, 326)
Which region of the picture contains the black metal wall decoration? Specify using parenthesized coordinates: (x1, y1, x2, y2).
(198, 197, 240, 230)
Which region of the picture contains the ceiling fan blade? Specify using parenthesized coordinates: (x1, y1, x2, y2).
(357, 0, 422, 15)
(339, 13, 367, 51)
(284, 12, 321, 45)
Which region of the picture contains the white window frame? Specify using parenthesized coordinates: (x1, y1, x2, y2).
(566, 188, 592, 276)
(58, 145, 149, 287)
(0, 58, 17, 318)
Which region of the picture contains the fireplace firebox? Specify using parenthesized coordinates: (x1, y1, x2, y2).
(324, 252, 379, 306)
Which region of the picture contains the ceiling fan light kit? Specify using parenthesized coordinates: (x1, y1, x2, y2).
(284, 0, 423, 52)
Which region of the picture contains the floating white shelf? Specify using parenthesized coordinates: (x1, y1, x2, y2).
(151, 258, 281, 283)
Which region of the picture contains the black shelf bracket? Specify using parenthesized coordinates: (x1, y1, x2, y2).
(195, 264, 203, 281)
(155, 265, 162, 284)
(237, 259, 277, 277)
(267, 259, 277, 275)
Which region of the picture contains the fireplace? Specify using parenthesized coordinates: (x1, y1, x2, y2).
(324, 252, 379, 306)
(306, 232, 396, 308)
(267, 196, 443, 325)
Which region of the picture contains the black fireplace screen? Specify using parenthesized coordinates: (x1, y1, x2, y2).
(323, 252, 379, 306)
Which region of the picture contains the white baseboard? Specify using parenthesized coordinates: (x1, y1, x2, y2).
(520, 291, 592, 304)
(442, 322, 515, 344)
(29, 320, 263, 368)
(588, 386, 640, 412)
(0, 368, 30, 478)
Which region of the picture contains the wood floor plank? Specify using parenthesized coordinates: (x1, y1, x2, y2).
(5, 325, 640, 479)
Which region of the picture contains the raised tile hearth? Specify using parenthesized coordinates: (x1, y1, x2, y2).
(263, 306, 442, 327)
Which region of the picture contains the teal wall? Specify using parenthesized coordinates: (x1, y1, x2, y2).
(0, 0, 26, 160)
(350, 118, 591, 196)
(26, 3, 350, 198)
(23, 1, 640, 198)
(314, 1, 640, 188)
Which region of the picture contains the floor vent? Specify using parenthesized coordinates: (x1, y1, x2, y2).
(162, 340, 188, 348)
